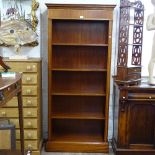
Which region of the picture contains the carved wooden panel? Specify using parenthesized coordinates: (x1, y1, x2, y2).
(132, 45, 142, 65)
(117, 7, 129, 67)
(116, 0, 144, 84)
(118, 0, 144, 67)
(131, 4, 144, 65)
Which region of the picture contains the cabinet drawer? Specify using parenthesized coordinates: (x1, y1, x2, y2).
(16, 140, 38, 150)
(0, 108, 18, 117)
(24, 119, 38, 129)
(48, 9, 113, 20)
(10, 119, 38, 129)
(128, 93, 155, 100)
(23, 86, 38, 96)
(5, 62, 38, 72)
(24, 108, 37, 118)
(16, 130, 38, 140)
(0, 108, 37, 118)
(127, 67, 141, 74)
(127, 74, 141, 81)
(22, 74, 38, 84)
(5, 97, 38, 107)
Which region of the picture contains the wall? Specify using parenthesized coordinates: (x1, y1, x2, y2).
(142, 0, 154, 76)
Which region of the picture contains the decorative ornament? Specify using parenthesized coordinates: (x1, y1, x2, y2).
(0, 0, 39, 53)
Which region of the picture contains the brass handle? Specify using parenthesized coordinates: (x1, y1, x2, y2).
(32, 65, 36, 69)
(26, 77, 32, 82)
(27, 122, 32, 127)
(120, 96, 126, 112)
(27, 144, 32, 149)
(26, 89, 32, 95)
(1, 111, 6, 116)
(26, 66, 32, 71)
(27, 133, 32, 139)
(149, 96, 152, 99)
(27, 100, 32, 106)
(27, 111, 32, 116)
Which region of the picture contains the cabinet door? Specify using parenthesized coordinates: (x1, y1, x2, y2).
(128, 100, 155, 149)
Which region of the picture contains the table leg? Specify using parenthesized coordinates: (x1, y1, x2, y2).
(17, 91, 24, 155)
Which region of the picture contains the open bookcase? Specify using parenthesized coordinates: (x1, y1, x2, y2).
(46, 4, 115, 152)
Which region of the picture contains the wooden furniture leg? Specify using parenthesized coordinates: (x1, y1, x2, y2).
(17, 91, 24, 155)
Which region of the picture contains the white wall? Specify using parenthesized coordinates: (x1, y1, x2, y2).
(142, 0, 154, 76)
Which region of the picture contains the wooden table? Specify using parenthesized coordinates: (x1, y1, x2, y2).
(0, 73, 24, 155)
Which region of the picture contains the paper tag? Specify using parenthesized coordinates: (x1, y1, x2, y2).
(1, 72, 16, 78)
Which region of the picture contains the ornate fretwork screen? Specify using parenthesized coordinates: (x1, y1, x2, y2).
(116, 0, 144, 85)
(118, 0, 144, 67)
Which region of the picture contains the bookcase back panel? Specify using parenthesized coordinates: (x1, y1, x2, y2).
(52, 20, 109, 44)
(52, 46, 108, 70)
(52, 96, 105, 118)
(51, 119, 105, 141)
(52, 72, 106, 94)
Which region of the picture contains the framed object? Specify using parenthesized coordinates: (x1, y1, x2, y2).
(0, 0, 39, 49)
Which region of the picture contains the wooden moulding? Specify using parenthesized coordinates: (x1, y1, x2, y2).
(46, 4, 115, 20)
(46, 141, 109, 153)
(112, 138, 155, 155)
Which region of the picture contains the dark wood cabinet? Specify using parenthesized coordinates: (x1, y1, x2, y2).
(45, 4, 115, 152)
(112, 83, 155, 155)
(112, 1, 152, 154)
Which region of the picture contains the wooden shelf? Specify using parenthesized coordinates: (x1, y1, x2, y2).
(52, 43, 108, 46)
(51, 134, 104, 143)
(46, 119, 107, 152)
(52, 68, 107, 72)
(52, 113, 105, 120)
(51, 119, 105, 139)
(52, 46, 108, 70)
(52, 95, 106, 120)
(52, 93, 106, 96)
(52, 71, 106, 95)
(52, 20, 109, 45)
(46, 140, 108, 152)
